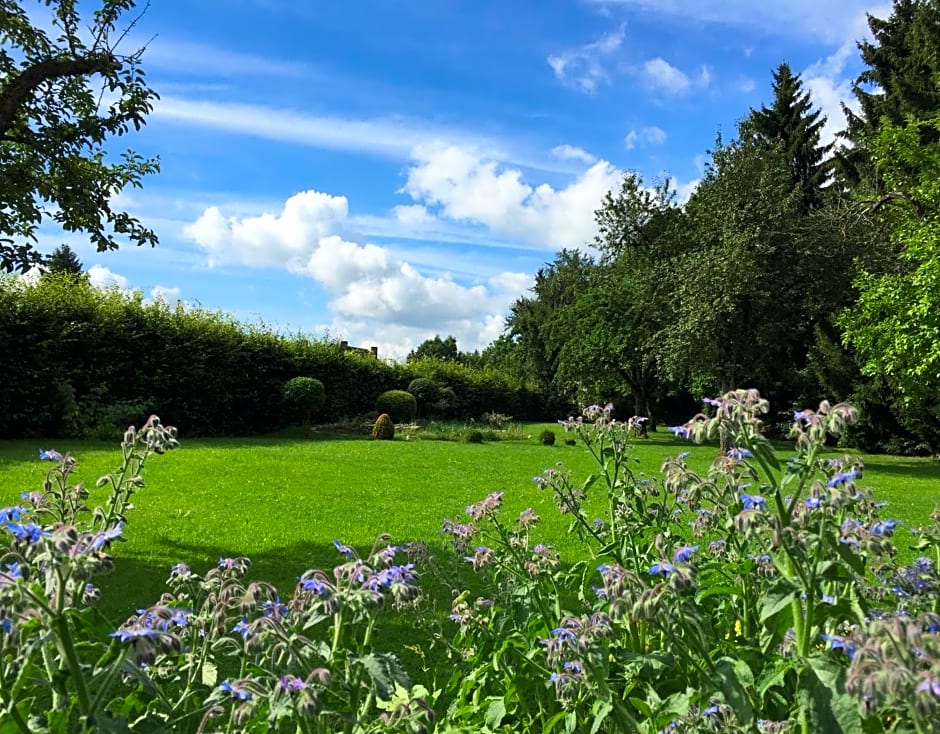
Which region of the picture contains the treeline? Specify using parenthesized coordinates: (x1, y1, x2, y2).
(486, 3, 940, 455)
(0, 275, 548, 439)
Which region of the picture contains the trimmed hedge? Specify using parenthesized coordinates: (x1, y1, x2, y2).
(375, 390, 417, 423)
(0, 275, 554, 438)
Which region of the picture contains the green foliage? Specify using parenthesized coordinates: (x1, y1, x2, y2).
(282, 376, 326, 435)
(407, 377, 440, 418)
(0, 0, 160, 273)
(408, 356, 551, 421)
(375, 390, 417, 423)
(0, 274, 404, 437)
(407, 334, 459, 362)
(839, 0, 940, 183)
(841, 106, 940, 449)
(371, 412, 395, 440)
(539, 429, 556, 446)
(507, 248, 593, 399)
(399, 419, 525, 443)
(746, 62, 832, 212)
(465, 429, 483, 444)
(44, 243, 84, 276)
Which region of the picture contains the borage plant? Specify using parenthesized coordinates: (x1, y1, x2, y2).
(430, 390, 940, 733)
(0, 420, 434, 733)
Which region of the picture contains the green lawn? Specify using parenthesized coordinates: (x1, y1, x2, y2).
(1, 425, 939, 625)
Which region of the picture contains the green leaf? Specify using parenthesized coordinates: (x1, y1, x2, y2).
(696, 585, 741, 602)
(543, 711, 569, 733)
(484, 698, 506, 729)
(590, 701, 613, 734)
(360, 652, 410, 701)
(802, 655, 861, 733)
(201, 661, 217, 687)
(565, 710, 579, 734)
(760, 582, 798, 623)
(715, 657, 754, 725)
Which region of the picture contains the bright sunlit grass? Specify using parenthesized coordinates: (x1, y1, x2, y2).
(1, 425, 938, 623)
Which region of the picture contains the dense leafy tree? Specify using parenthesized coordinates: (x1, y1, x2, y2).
(747, 63, 832, 212)
(841, 109, 940, 429)
(506, 249, 594, 397)
(407, 334, 459, 362)
(551, 174, 680, 418)
(0, 0, 159, 273)
(45, 243, 83, 275)
(662, 133, 803, 403)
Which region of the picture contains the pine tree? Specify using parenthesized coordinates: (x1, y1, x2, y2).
(45, 244, 84, 276)
(838, 0, 940, 183)
(747, 63, 832, 212)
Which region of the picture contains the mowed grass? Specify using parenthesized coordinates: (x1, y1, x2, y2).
(1, 425, 939, 626)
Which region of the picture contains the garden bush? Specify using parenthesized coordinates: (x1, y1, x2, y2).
(371, 413, 395, 440)
(407, 377, 440, 417)
(465, 429, 483, 444)
(282, 376, 326, 435)
(539, 429, 556, 445)
(375, 390, 417, 424)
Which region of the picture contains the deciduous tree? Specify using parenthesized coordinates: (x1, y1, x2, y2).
(0, 0, 159, 273)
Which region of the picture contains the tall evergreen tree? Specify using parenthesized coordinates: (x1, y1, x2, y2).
(747, 63, 832, 212)
(838, 0, 940, 183)
(45, 244, 84, 276)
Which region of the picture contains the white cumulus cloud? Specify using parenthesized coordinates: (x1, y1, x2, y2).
(87, 265, 130, 292)
(641, 58, 691, 94)
(183, 190, 535, 354)
(401, 143, 621, 250)
(149, 285, 182, 303)
(551, 144, 597, 164)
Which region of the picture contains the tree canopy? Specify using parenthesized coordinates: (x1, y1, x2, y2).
(0, 0, 159, 273)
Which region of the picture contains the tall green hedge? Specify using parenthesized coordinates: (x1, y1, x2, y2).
(0, 276, 552, 438)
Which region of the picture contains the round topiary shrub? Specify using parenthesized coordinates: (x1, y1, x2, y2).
(375, 390, 417, 423)
(372, 413, 395, 440)
(282, 377, 326, 436)
(466, 429, 483, 444)
(540, 429, 556, 446)
(408, 378, 441, 416)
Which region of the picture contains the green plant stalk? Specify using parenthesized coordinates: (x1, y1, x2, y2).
(54, 615, 92, 718)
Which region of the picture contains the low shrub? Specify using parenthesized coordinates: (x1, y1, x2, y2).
(539, 429, 556, 445)
(375, 390, 417, 423)
(398, 420, 526, 443)
(282, 376, 326, 436)
(466, 429, 484, 444)
(407, 377, 441, 417)
(371, 413, 395, 440)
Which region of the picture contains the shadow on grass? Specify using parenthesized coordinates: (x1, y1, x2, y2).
(97, 536, 466, 684)
(861, 458, 940, 480)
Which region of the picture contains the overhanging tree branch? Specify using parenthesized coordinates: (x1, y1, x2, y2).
(0, 53, 121, 138)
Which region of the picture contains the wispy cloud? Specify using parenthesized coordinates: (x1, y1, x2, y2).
(153, 96, 436, 159)
(585, 0, 887, 43)
(551, 144, 597, 164)
(151, 95, 581, 175)
(144, 37, 313, 79)
(638, 58, 711, 94)
(547, 24, 626, 94)
(624, 125, 667, 150)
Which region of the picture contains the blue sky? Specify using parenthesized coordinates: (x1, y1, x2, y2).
(40, 0, 888, 359)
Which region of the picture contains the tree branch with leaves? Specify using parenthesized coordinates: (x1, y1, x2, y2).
(0, 0, 159, 272)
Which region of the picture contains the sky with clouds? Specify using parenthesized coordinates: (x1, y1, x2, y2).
(35, 0, 891, 359)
